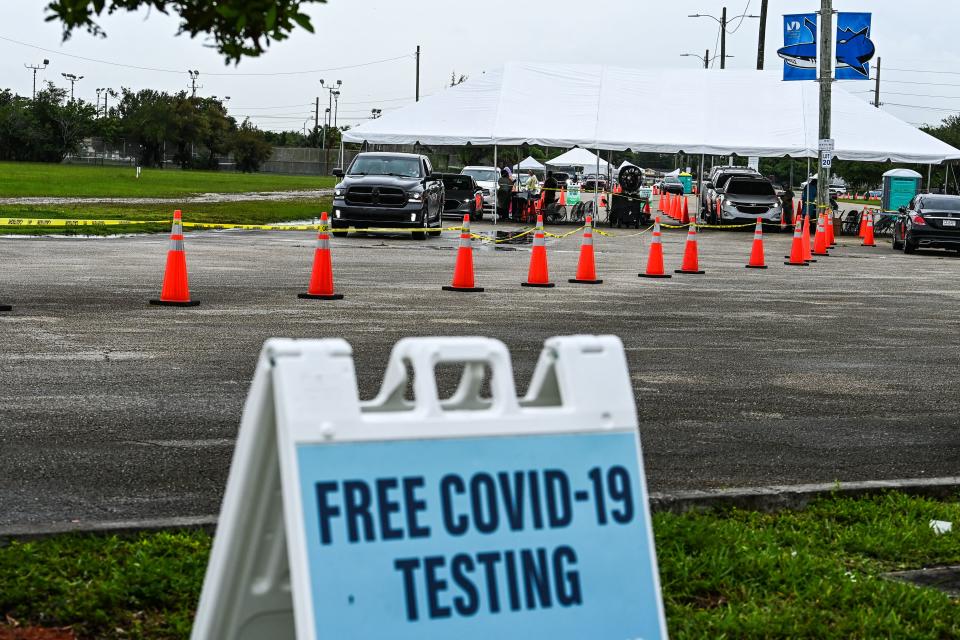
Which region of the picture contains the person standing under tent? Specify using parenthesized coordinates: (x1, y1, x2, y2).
(525, 171, 540, 194)
(543, 171, 558, 208)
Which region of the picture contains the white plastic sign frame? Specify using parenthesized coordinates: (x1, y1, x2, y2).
(192, 335, 667, 640)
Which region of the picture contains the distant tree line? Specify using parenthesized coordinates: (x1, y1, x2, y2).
(0, 84, 275, 172)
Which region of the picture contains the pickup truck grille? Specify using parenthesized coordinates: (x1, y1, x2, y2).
(345, 186, 407, 208)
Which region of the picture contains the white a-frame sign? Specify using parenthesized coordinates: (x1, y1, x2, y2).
(192, 335, 667, 640)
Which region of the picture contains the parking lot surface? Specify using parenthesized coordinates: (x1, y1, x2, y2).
(1, 222, 958, 526)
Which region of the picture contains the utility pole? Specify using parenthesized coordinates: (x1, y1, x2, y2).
(873, 56, 882, 107)
(704, 49, 709, 69)
(720, 7, 727, 69)
(60, 73, 83, 102)
(333, 90, 340, 129)
(816, 0, 834, 223)
(757, 0, 769, 70)
(24, 59, 49, 100)
(314, 96, 320, 145)
(415, 45, 421, 102)
(188, 70, 201, 98)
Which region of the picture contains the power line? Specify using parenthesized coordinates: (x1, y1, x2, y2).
(872, 78, 960, 88)
(883, 67, 960, 76)
(0, 34, 411, 76)
(725, 1, 754, 34)
(882, 101, 959, 112)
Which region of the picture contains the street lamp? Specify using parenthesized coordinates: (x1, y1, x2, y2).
(371, 108, 382, 119)
(680, 51, 733, 68)
(61, 73, 83, 101)
(24, 59, 49, 100)
(689, 8, 759, 69)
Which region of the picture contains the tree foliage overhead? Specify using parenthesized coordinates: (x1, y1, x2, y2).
(45, 0, 327, 63)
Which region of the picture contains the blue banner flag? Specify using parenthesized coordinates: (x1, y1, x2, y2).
(836, 12, 874, 80)
(779, 13, 818, 81)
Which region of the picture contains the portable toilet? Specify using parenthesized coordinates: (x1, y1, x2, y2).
(882, 168, 922, 211)
(567, 184, 581, 206)
(678, 172, 693, 194)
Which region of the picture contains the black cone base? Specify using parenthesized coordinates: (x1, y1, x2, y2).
(298, 293, 345, 300)
(812, 252, 830, 257)
(521, 282, 555, 288)
(442, 286, 484, 292)
(0, 304, 11, 311)
(674, 269, 706, 274)
(745, 265, 769, 269)
(149, 299, 201, 307)
(568, 278, 603, 284)
(639, 273, 672, 279)
(783, 261, 810, 266)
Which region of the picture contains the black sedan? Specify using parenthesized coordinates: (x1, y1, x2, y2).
(892, 194, 960, 254)
(440, 174, 483, 221)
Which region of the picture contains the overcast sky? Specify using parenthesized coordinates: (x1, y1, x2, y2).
(1, 1, 958, 132)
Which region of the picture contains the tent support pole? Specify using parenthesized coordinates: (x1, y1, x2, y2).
(493, 145, 497, 225)
(595, 147, 600, 222)
(928, 163, 933, 192)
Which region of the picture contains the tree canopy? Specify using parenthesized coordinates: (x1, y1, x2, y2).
(46, 0, 326, 63)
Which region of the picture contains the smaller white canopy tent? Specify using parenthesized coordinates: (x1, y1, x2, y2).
(547, 148, 610, 174)
(512, 155, 545, 172)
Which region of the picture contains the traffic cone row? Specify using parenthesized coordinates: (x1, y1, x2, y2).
(146, 203, 881, 307)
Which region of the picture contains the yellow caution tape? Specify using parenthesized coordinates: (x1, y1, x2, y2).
(0, 217, 164, 227)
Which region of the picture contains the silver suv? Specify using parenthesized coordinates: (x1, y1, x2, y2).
(701, 166, 761, 223)
(710, 176, 783, 225)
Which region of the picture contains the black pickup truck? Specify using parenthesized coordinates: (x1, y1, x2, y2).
(331, 152, 444, 238)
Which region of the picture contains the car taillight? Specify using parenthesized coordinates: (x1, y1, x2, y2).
(910, 212, 927, 226)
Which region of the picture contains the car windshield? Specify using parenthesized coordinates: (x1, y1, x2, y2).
(462, 169, 497, 183)
(665, 177, 681, 184)
(919, 195, 960, 211)
(726, 180, 776, 196)
(442, 175, 474, 191)
(349, 156, 421, 177)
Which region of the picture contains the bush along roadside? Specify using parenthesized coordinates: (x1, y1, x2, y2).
(1, 492, 958, 639)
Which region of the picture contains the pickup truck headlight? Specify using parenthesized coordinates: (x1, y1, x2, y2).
(334, 188, 343, 197)
(408, 190, 423, 203)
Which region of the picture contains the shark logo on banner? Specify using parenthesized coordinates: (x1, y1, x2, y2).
(779, 13, 818, 80)
(835, 12, 875, 79)
(779, 12, 875, 81)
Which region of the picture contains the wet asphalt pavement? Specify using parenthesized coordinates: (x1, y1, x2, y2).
(1, 218, 959, 527)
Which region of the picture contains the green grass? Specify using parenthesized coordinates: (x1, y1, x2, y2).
(0, 200, 332, 236)
(2, 492, 959, 638)
(0, 162, 335, 198)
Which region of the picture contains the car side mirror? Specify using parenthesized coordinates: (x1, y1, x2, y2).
(332, 168, 344, 178)
(704, 182, 713, 189)
(898, 206, 907, 214)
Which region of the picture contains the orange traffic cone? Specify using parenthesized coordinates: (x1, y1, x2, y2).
(443, 215, 483, 292)
(681, 197, 690, 225)
(558, 187, 567, 206)
(675, 219, 705, 274)
(745, 217, 768, 269)
(657, 192, 665, 212)
(569, 215, 602, 284)
(861, 211, 877, 247)
(639, 216, 672, 279)
(643, 200, 651, 215)
(522, 214, 554, 288)
(801, 214, 816, 263)
(858, 208, 867, 238)
(826, 211, 836, 247)
(784, 216, 809, 266)
(794, 200, 802, 226)
(812, 213, 830, 257)
(299, 212, 344, 300)
(149, 210, 199, 307)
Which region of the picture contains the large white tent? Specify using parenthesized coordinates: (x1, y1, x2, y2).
(343, 62, 960, 163)
(546, 148, 610, 174)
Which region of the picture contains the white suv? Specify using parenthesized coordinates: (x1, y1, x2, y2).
(460, 166, 499, 212)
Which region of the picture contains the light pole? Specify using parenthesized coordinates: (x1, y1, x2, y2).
(61, 73, 83, 101)
(319, 79, 342, 175)
(96, 88, 103, 116)
(680, 51, 730, 69)
(371, 108, 382, 119)
(24, 59, 49, 100)
(689, 8, 759, 68)
(188, 70, 202, 98)
(332, 89, 340, 129)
